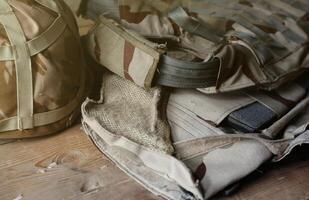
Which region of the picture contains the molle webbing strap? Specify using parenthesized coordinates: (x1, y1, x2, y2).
(170, 3, 308, 69)
(28, 15, 67, 56)
(0, 15, 67, 60)
(156, 55, 220, 88)
(34, 0, 79, 39)
(0, 1, 33, 130)
(168, 7, 222, 43)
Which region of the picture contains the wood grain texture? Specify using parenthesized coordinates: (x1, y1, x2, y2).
(0, 125, 161, 200)
(0, 124, 308, 200)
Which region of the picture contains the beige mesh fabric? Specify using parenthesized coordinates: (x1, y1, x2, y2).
(84, 71, 174, 154)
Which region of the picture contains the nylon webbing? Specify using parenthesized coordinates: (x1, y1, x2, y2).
(156, 54, 220, 88)
(54, 0, 80, 40)
(168, 7, 222, 43)
(34, 0, 79, 39)
(0, 15, 67, 60)
(0, 1, 33, 130)
(28, 15, 67, 56)
(0, 71, 85, 132)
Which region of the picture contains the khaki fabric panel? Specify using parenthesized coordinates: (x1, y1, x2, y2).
(86, 16, 161, 88)
(86, 0, 177, 36)
(82, 78, 309, 200)
(171, 1, 308, 93)
(276, 83, 306, 102)
(85, 0, 119, 20)
(82, 121, 202, 200)
(167, 102, 222, 143)
(262, 94, 309, 139)
(169, 89, 255, 126)
(200, 44, 268, 93)
(120, 14, 175, 37)
(264, 45, 309, 87)
(81, 63, 309, 200)
(85, 0, 308, 93)
(185, 140, 272, 199)
(171, 96, 309, 198)
(283, 106, 309, 139)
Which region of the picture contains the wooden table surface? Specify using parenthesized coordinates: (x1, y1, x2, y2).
(1, 124, 308, 200)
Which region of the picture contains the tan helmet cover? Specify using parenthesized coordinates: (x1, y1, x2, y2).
(0, 0, 86, 139)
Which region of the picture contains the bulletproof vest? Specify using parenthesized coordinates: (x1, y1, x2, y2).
(85, 0, 309, 93)
(0, 0, 87, 139)
(81, 1, 309, 200)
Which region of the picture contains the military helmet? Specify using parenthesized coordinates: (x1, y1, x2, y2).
(0, 0, 86, 139)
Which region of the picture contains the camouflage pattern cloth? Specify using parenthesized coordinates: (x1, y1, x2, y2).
(81, 0, 309, 199)
(82, 71, 309, 200)
(0, 0, 87, 139)
(86, 16, 161, 88)
(84, 0, 308, 92)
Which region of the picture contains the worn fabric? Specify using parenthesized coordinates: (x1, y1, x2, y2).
(168, 86, 309, 198)
(82, 77, 309, 199)
(81, 0, 309, 199)
(83, 70, 174, 154)
(86, 16, 161, 88)
(86, 16, 221, 89)
(0, 0, 87, 138)
(84, 0, 309, 93)
(83, 73, 309, 199)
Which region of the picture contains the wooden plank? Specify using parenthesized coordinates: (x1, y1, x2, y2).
(0, 125, 161, 200)
(0, 124, 308, 200)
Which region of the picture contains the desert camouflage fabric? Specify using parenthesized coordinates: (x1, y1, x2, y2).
(0, 0, 87, 139)
(84, 0, 308, 92)
(82, 72, 309, 200)
(80, 0, 309, 199)
(86, 16, 161, 88)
